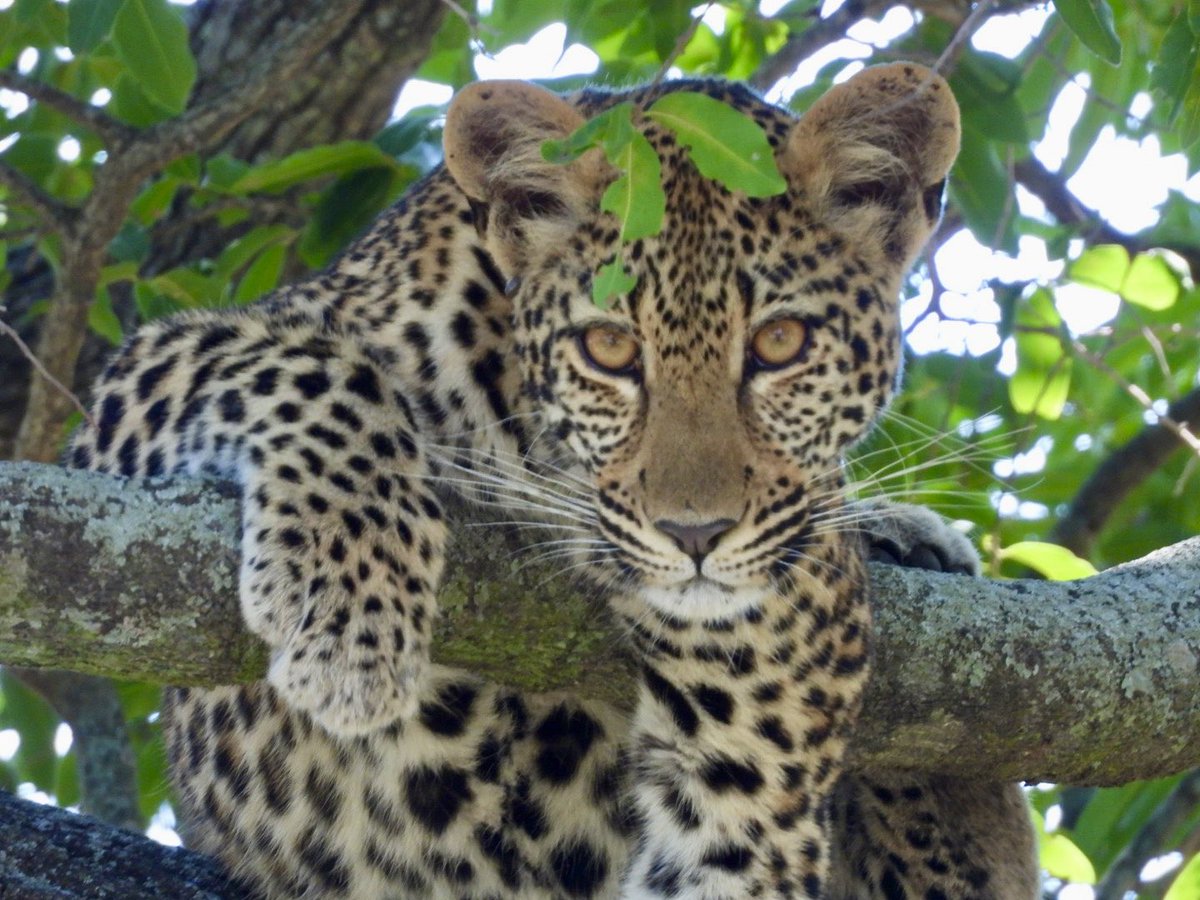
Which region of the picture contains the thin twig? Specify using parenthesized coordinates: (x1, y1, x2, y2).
(0, 306, 93, 428)
(0, 162, 76, 235)
(933, 0, 1000, 74)
(436, 0, 495, 51)
(0, 69, 135, 147)
(651, 2, 715, 86)
(1069, 338, 1200, 457)
(905, 249, 945, 337)
(751, 0, 885, 92)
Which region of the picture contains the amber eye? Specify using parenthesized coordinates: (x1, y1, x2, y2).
(580, 325, 640, 374)
(750, 318, 808, 369)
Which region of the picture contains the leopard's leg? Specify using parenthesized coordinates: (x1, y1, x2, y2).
(828, 773, 1038, 900)
(615, 525, 871, 900)
(827, 501, 1040, 900)
(68, 311, 444, 735)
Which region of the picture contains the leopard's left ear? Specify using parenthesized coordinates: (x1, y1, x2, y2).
(444, 80, 608, 276)
(781, 63, 960, 264)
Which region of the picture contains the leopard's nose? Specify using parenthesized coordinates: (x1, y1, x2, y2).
(655, 518, 737, 561)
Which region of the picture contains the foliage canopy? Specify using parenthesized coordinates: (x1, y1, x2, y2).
(0, 0, 1198, 896)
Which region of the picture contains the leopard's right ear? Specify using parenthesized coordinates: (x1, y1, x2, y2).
(444, 81, 608, 276)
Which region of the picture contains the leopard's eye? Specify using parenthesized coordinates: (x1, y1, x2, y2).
(750, 318, 808, 370)
(579, 325, 640, 374)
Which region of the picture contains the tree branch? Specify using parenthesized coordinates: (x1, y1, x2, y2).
(0, 69, 135, 148)
(0, 791, 249, 899)
(1093, 770, 1200, 900)
(11, 0, 370, 463)
(1014, 156, 1200, 279)
(0, 161, 75, 235)
(2, 461, 1198, 786)
(13, 669, 142, 831)
(1049, 385, 1200, 557)
(751, 0, 886, 92)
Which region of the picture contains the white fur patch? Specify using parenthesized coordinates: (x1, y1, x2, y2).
(638, 577, 769, 621)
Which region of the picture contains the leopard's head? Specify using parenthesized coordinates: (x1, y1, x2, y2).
(444, 68, 959, 620)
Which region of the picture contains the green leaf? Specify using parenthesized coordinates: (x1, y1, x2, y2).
(107, 221, 149, 263)
(133, 280, 183, 321)
(592, 259, 636, 308)
(99, 261, 138, 287)
(998, 541, 1098, 579)
(111, 0, 197, 114)
(374, 110, 441, 159)
(1, 133, 58, 183)
(1061, 48, 1139, 178)
(1120, 254, 1180, 310)
(1179, 76, 1200, 150)
(233, 243, 287, 305)
(1052, 0, 1121, 65)
(67, 0, 122, 53)
(1165, 853, 1200, 900)
(108, 71, 175, 126)
(55, 748, 80, 809)
(129, 176, 181, 226)
(299, 166, 409, 269)
(948, 127, 1018, 253)
(542, 102, 635, 165)
(88, 286, 123, 345)
(228, 141, 398, 195)
(951, 52, 1029, 144)
(0, 671, 59, 792)
(1010, 289, 1071, 419)
(204, 154, 251, 191)
(215, 225, 292, 278)
(646, 91, 786, 198)
(148, 267, 217, 308)
(1068, 244, 1129, 292)
(1151, 13, 1199, 124)
(600, 130, 664, 241)
(1040, 832, 1097, 883)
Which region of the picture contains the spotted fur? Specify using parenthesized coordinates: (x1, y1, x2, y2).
(68, 66, 1037, 898)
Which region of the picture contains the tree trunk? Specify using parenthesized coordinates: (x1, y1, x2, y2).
(0, 0, 444, 459)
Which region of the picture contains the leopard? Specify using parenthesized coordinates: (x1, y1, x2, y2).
(66, 65, 1039, 898)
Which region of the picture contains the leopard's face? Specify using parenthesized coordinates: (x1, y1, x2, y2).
(443, 71, 960, 621)
(510, 181, 901, 619)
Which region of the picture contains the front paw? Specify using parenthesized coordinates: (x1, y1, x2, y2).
(268, 625, 428, 736)
(853, 499, 979, 575)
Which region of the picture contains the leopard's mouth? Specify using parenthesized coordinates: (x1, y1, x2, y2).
(636, 575, 769, 623)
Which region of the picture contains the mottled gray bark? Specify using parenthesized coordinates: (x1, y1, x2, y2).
(0, 791, 248, 899)
(1, 461, 1198, 786)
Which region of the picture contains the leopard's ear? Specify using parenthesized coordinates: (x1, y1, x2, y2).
(444, 80, 607, 275)
(781, 63, 960, 264)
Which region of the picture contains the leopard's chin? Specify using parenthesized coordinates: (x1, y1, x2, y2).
(637, 577, 770, 624)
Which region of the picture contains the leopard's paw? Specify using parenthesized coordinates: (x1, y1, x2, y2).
(267, 625, 428, 736)
(852, 499, 979, 575)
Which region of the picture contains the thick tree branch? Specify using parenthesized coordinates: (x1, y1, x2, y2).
(0, 791, 248, 899)
(2, 461, 1198, 786)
